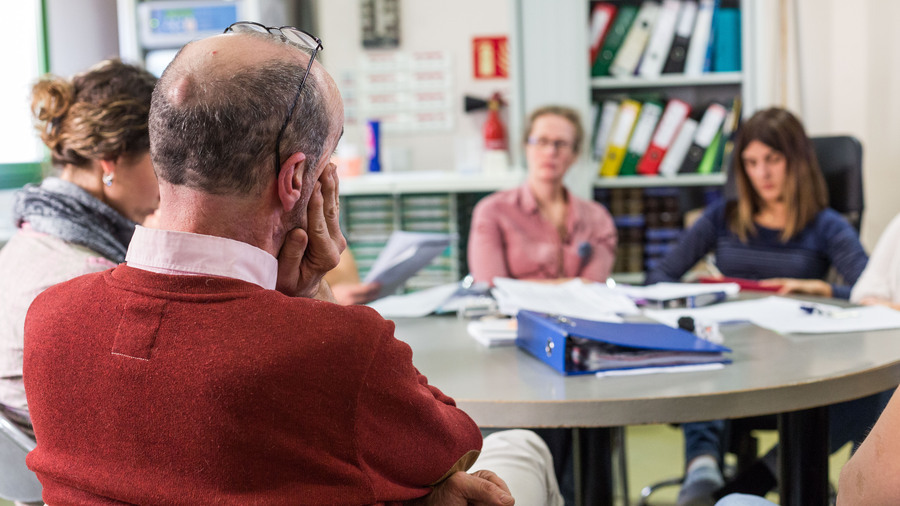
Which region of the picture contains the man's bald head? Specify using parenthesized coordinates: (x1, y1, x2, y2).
(149, 32, 337, 196)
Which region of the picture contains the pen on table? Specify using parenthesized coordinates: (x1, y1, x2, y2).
(799, 303, 860, 319)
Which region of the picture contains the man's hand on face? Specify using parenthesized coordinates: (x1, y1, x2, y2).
(276, 163, 346, 299)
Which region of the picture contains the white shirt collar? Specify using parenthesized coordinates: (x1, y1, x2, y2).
(125, 225, 278, 290)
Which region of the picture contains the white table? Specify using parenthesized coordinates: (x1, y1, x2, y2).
(393, 310, 900, 505)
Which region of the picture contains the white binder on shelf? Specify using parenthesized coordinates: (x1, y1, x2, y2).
(609, 1, 661, 77)
(638, 0, 683, 78)
(659, 117, 698, 177)
(684, 0, 715, 75)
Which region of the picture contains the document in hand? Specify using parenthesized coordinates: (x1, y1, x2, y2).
(516, 310, 731, 375)
(363, 231, 454, 298)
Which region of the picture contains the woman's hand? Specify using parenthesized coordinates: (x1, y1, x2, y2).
(331, 282, 382, 306)
(760, 278, 833, 298)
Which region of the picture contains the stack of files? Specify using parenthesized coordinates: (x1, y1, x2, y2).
(467, 317, 517, 347)
(615, 282, 740, 308)
(516, 310, 732, 375)
(591, 0, 742, 77)
(492, 277, 639, 322)
(644, 296, 900, 335)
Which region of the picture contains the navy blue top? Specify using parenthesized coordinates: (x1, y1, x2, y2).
(646, 200, 868, 299)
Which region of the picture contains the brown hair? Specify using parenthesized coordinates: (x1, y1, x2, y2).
(150, 35, 330, 196)
(523, 105, 584, 153)
(31, 59, 157, 168)
(729, 107, 828, 242)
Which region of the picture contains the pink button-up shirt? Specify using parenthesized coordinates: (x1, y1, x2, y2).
(125, 226, 278, 289)
(467, 184, 617, 284)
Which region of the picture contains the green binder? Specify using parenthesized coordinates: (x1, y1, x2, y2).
(697, 131, 722, 174)
(592, 4, 639, 77)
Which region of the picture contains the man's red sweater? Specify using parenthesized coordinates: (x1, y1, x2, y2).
(23, 265, 481, 505)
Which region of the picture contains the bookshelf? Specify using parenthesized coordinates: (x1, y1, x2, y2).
(512, 0, 758, 279)
(339, 171, 523, 293)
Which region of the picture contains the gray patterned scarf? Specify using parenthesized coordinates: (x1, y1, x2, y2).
(13, 177, 136, 263)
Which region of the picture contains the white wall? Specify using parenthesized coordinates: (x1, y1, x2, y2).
(46, 0, 120, 75)
(317, 0, 512, 174)
(767, 0, 900, 250)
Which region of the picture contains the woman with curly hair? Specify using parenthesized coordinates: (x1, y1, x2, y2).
(0, 60, 158, 433)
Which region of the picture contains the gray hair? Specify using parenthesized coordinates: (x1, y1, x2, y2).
(150, 45, 330, 195)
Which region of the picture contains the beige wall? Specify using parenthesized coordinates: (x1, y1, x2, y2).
(789, 0, 900, 250)
(317, 0, 512, 174)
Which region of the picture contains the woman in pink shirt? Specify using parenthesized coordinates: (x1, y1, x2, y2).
(467, 105, 617, 285)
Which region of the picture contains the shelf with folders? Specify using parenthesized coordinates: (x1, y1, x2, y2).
(591, 71, 742, 89)
(589, 0, 743, 81)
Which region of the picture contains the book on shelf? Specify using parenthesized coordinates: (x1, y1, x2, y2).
(638, 0, 683, 78)
(599, 99, 642, 177)
(592, 98, 621, 160)
(658, 116, 698, 176)
(610, 1, 661, 78)
(620, 99, 664, 176)
(678, 102, 727, 173)
(589, 3, 618, 66)
(712, 0, 741, 72)
(662, 0, 697, 73)
(637, 98, 691, 175)
(592, 4, 639, 77)
(683, 0, 715, 76)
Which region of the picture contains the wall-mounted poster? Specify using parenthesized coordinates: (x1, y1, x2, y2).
(361, 0, 400, 49)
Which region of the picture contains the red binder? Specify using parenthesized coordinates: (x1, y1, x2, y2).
(589, 3, 618, 66)
(698, 276, 783, 293)
(637, 99, 691, 175)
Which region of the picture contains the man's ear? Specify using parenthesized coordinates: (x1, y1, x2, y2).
(277, 152, 307, 212)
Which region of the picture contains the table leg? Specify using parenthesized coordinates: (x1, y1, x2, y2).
(777, 406, 829, 506)
(576, 427, 614, 506)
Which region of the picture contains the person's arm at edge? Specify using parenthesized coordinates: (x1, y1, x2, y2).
(838, 387, 900, 505)
(467, 198, 511, 285)
(851, 214, 900, 305)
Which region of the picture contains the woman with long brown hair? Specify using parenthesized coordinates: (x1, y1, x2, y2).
(0, 60, 158, 433)
(646, 107, 878, 505)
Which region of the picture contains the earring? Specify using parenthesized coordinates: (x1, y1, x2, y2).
(102, 173, 114, 187)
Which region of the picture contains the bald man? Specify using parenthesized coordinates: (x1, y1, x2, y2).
(22, 24, 517, 505)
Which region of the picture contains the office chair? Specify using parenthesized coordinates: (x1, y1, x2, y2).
(0, 409, 42, 502)
(638, 135, 864, 505)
